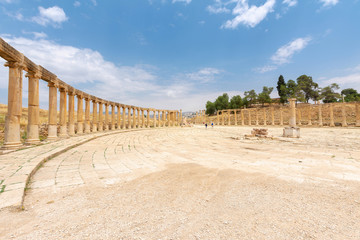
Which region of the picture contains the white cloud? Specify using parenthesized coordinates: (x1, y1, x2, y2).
(319, 0, 339, 7)
(321, 73, 360, 92)
(186, 68, 223, 83)
(0, 35, 226, 111)
(74, 1, 81, 7)
(283, 0, 297, 7)
(256, 37, 311, 73)
(207, 5, 231, 14)
(270, 37, 311, 65)
(91, 0, 97, 6)
(221, 0, 276, 29)
(172, 0, 192, 4)
(32, 6, 68, 27)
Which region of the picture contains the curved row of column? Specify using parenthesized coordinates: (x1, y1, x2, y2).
(0, 37, 182, 150)
(195, 101, 360, 127)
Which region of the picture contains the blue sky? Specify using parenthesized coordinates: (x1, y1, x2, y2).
(0, 0, 359, 111)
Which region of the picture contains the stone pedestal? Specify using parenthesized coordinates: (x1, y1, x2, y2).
(283, 127, 300, 138)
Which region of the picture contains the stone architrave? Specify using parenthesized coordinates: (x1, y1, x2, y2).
(263, 108, 267, 126)
(59, 87, 68, 137)
(241, 109, 244, 125)
(307, 105, 312, 126)
(47, 82, 58, 140)
(104, 103, 109, 131)
(342, 102, 347, 127)
(98, 102, 103, 131)
(2, 61, 24, 149)
(84, 97, 91, 133)
(76, 94, 84, 134)
(92, 100, 98, 132)
(329, 103, 335, 127)
(122, 106, 126, 129)
(318, 103, 323, 127)
(356, 103, 360, 127)
(26, 70, 41, 144)
(279, 106, 283, 126)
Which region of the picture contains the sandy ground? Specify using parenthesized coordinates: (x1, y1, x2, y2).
(1, 126, 360, 239)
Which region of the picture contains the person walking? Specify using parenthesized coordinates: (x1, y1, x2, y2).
(205, 123, 208, 129)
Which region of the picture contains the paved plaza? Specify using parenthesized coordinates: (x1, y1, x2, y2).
(0, 126, 360, 239)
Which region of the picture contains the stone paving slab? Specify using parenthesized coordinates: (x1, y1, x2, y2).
(0, 128, 152, 209)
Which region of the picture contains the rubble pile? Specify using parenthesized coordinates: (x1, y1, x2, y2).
(245, 128, 273, 139)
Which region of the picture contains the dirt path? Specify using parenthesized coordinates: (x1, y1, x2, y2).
(1, 126, 359, 239)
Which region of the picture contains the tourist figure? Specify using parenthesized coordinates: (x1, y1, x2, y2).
(205, 123, 208, 129)
(211, 122, 214, 128)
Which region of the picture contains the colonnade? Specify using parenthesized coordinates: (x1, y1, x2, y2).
(0, 37, 181, 150)
(195, 101, 360, 127)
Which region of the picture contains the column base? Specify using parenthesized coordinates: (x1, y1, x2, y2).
(68, 124, 75, 136)
(98, 124, 103, 132)
(356, 121, 360, 127)
(84, 123, 90, 133)
(59, 125, 68, 138)
(47, 125, 57, 141)
(25, 138, 40, 145)
(283, 127, 300, 138)
(92, 124, 97, 132)
(77, 123, 84, 134)
(1, 141, 22, 150)
(26, 125, 39, 145)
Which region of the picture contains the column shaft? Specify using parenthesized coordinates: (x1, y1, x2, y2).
(356, 103, 360, 127)
(2, 62, 23, 149)
(84, 98, 91, 133)
(318, 103, 323, 127)
(26, 72, 40, 144)
(111, 105, 115, 130)
(92, 101, 98, 132)
(289, 98, 296, 128)
(98, 103, 103, 131)
(127, 107, 131, 129)
(263, 108, 267, 126)
(122, 106, 126, 129)
(59, 88, 68, 137)
(76, 95, 84, 134)
(47, 82, 58, 140)
(132, 108, 136, 128)
(68, 92, 75, 136)
(329, 103, 335, 127)
(104, 104, 109, 131)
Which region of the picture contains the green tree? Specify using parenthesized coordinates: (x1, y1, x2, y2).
(286, 80, 305, 102)
(229, 95, 242, 109)
(276, 75, 287, 104)
(244, 90, 257, 107)
(214, 93, 229, 110)
(205, 101, 216, 115)
(321, 83, 341, 103)
(341, 88, 360, 102)
(258, 86, 273, 106)
(296, 75, 319, 103)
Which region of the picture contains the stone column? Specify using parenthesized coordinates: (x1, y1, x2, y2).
(217, 111, 219, 125)
(221, 111, 224, 125)
(2, 61, 23, 149)
(84, 98, 91, 133)
(117, 105, 121, 130)
(98, 102, 103, 132)
(297, 108, 302, 126)
(248, 109, 252, 125)
(158, 110, 161, 127)
(47, 82, 58, 140)
(104, 103, 109, 131)
(255, 108, 259, 126)
(318, 103, 323, 127)
(111, 104, 115, 130)
(180, 109, 182, 126)
(263, 108, 267, 126)
(342, 102, 347, 127)
(122, 106, 126, 129)
(308, 105, 312, 126)
(271, 106, 275, 125)
(356, 103, 360, 127)
(67, 91, 75, 136)
(153, 110, 156, 128)
(289, 98, 296, 128)
(76, 94, 84, 134)
(234, 110, 237, 125)
(92, 100, 98, 132)
(329, 103, 335, 127)
(138, 108, 141, 128)
(127, 106, 131, 129)
(26, 71, 41, 144)
(162, 111, 166, 127)
(241, 109, 245, 125)
(142, 109, 145, 128)
(59, 87, 68, 137)
(131, 107, 135, 128)
(147, 109, 150, 128)
(279, 106, 283, 126)
(228, 111, 231, 125)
